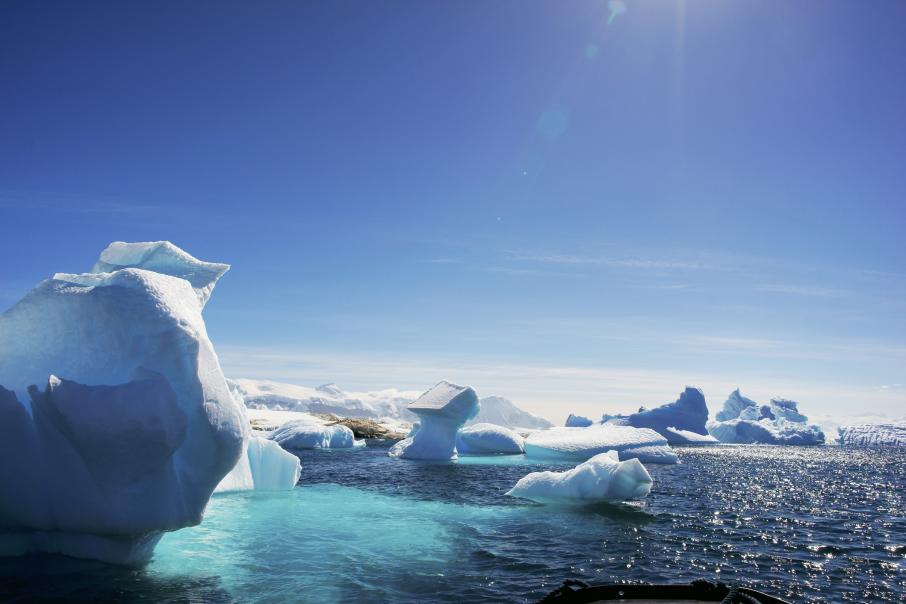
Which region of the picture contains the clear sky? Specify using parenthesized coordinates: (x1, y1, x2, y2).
(1, 1, 904, 423)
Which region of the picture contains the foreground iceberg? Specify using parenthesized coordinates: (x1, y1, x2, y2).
(389, 381, 479, 460)
(270, 418, 363, 450)
(0, 241, 298, 564)
(524, 425, 678, 464)
(456, 423, 524, 455)
(507, 451, 652, 505)
(837, 422, 906, 447)
(565, 413, 593, 427)
(707, 389, 825, 445)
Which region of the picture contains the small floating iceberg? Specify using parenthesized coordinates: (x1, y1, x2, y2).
(565, 413, 594, 427)
(389, 381, 479, 460)
(456, 423, 524, 455)
(270, 418, 364, 450)
(524, 424, 678, 464)
(507, 451, 652, 505)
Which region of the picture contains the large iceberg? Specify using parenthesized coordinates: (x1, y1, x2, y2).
(270, 418, 363, 450)
(524, 425, 678, 464)
(507, 451, 652, 505)
(707, 389, 825, 445)
(389, 381, 479, 460)
(837, 422, 906, 447)
(456, 423, 525, 455)
(0, 241, 298, 564)
(620, 387, 712, 444)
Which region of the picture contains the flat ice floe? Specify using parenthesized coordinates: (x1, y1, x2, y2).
(456, 423, 525, 455)
(0, 241, 299, 564)
(389, 381, 479, 460)
(507, 451, 652, 504)
(837, 422, 906, 447)
(524, 425, 678, 464)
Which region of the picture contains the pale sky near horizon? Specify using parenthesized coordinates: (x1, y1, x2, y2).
(1, 1, 904, 423)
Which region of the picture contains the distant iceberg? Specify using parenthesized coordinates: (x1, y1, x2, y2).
(468, 395, 553, 430)
(707, 389, 825, 445)
(524, 425, 678, 464)
(389, 381, 480, 460)
(270, 418, 364, 450)
(605, 387, 712, 444)
(565, 413, 594, 427)
(0, 241, 299, 564)
(507, 451, 652, 505)
(837, 422, 906, 447)
(456, 423, 525, 455)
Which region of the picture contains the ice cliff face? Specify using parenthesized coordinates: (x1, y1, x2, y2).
(389, 381, 480, 460)
(707, 389, 825, 445)
(0, 241, 298, 564)
(837, 422, 906, 447)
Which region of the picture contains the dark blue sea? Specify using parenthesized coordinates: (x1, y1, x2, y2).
(1, 445, 903, 603)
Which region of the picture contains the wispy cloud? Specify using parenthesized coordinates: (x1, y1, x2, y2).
(421, 257, 460, 264)
(0, 190, 161, 215)
(483, 266, 586, 278)
(753, 284, 851, 298)
(506, 250, 713, 271)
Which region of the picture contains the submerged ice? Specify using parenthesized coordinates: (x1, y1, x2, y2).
(0, 241, 299, 564)
(507, 451, 652, 505)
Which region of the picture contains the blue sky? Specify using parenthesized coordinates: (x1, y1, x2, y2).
(1, 1, 904, 422)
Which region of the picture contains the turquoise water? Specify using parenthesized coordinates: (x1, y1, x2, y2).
(1, 446, 904, 602)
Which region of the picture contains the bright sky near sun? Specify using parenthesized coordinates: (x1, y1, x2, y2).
(1, 1, 904, 423)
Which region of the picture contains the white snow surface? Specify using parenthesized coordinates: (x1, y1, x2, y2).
(524, 425, 678, 464)
(269, 418, 364, 450)
(389, 381, 479, 460)
(456, 423, 525, 455)
(837, 422, 906, 447)
(507, 451, 652, 505)
(0, 241, 297, 565)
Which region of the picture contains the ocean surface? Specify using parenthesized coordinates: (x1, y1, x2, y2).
(1, 445, 903, 603)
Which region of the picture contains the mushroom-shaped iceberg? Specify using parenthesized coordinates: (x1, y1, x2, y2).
(389, 381, 479, 460)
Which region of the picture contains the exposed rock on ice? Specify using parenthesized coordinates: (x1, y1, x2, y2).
(389, 381, 479, 460)
(269, 418, 364, 450)
(468, 395, 553, 430)
(507, 451, 652, 505)
(837, 422, 906, 447)
(0, 241, 298, 564)
(524, 425, 678, 464)
(707, 389, 825, 445)
(456, 423, 525, 455)
(565, 413, 594, 427)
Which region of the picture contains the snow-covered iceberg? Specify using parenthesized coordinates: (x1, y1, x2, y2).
(455, 423, 525, 455)
(389, 381, 479, 460)
(565, 413, 593, 427)
(507, 451, 652, 505)
(707, 389, 825, 445)
(0, 241, 298, 564)
(269, 418, 364, 450)
(524, 425, 678, 464)
(468, 395, 553, 430)
(837, 422, 906, 447)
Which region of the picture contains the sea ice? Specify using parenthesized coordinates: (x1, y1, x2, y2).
(524, 425, 678, 464)
(707, 389, 825, 445)
(455, 423, 525, 455)
(506, 451, 652, 505)
(837, 422, 906, 447)
(389, 381, 479, 460)
(565, 413, 594, 427)
(269, 418, 363, 450)
(0, 241, 298, 564)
